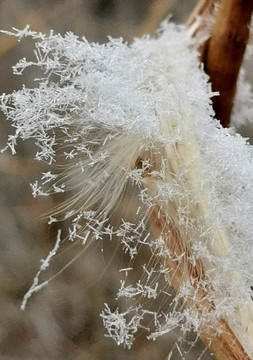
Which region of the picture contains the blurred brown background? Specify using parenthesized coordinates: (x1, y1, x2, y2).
(0, 1, 248, 359)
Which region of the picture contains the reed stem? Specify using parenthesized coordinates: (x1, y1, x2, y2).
(201, 0, 253, 127)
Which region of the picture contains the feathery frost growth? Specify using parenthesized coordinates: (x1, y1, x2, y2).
(1, 22, 253, 357)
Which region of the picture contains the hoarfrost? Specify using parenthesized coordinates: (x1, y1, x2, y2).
(1, 20, 253, 357)
(101, 304, 144, 349)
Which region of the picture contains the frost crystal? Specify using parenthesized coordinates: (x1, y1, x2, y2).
(101, 304, 143, 349)
(1, 21, 253, 357)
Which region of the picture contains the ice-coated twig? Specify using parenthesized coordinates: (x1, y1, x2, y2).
(21, 230, 61, 310)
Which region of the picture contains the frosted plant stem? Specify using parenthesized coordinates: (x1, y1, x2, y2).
(147, 203, 250, 360)
(166, 1, 253, 357)
(201, 0, 253, 127)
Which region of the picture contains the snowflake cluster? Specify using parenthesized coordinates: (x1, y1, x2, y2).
(1, 21, 253, 357)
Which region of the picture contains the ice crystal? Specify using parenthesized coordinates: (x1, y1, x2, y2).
(101, 304, 144, 349)
(1, 20, 253, 357)
(117, 280, 158, 300)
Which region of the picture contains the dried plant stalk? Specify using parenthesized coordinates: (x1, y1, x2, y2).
(148, 204, 250, 360)
(142, 2, 253, 358)
(202, 0, 253, 127)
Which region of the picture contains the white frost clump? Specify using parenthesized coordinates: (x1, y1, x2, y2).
(1, 22, 253, 357)
(101, 304, 144, 349)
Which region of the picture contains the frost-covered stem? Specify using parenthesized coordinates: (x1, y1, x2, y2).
(148, 205, 250, 360)
(202, 0, 253, 127)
